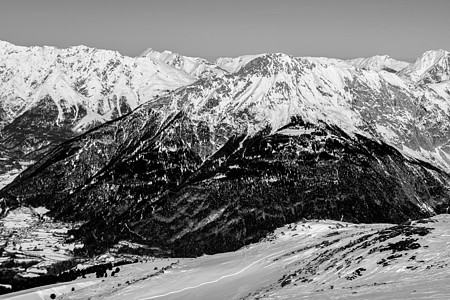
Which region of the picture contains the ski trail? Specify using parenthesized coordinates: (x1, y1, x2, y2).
(138, 248, 287, 300)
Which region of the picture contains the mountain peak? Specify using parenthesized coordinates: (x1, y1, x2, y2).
(3, 41, 450, 281)
(0, 39, 13, 47)
(139, 47, 157, 57)
(399, 49, 450, 83)
(346, 54, 409, 72)
(423, 49, 449, 57)
(232, 53, 314, 77)
(0, 40, 27, 54)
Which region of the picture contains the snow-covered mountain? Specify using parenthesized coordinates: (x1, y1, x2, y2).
(399, 49, 450, 84)
(140, 48, 226, 78)
(0, 40, 198, 131)
(2, 48, 450, 258)
(160, 52, 450, 173)
(0, 41, 223, 178)
(215, 54, 266, 73)
(302, 54, 409, 73)
(347, 55, 409, 72)
(1, 42, 450, 295)
(2, 41, 449, 176)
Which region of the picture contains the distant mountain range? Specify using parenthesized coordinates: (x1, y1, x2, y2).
(1, 41, 450, 256)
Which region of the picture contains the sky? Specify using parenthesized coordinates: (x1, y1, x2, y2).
(0, 0, 449, 62)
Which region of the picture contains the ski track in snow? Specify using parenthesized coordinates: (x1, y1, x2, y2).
(138, 248, 287, 300)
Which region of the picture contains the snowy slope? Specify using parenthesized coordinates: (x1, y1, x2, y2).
(0, 40, 196, 131)
(152, 52, 450, 173)
(347, 55, 409, 72)
(215, 54, 265, 73)
(141, 48, 226, 78)
(427, 80, 450, 103)
(302, 57, 351, 68)
(0, 40, 201, 183)
(3, 47, 450, 206)
(8, 216, 449, 300)
(2, 62, 450, 259)
(2, 47, 450, 298)
(398, 49, 450, 84)
(2, 41, 450, 174)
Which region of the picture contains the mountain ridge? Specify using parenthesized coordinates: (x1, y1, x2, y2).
(346, 55, 409, 72)
(0, 40, 212, 178)
(399, 49, 450, 84)
(2, 44, 450, 257)
(2, 40, 450, 257)
(2, 41, 450, 179)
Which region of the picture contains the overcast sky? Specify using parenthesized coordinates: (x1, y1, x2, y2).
(0, 0, 449, 61)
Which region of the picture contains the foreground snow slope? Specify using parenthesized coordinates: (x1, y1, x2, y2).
(6, 215, 449, 300)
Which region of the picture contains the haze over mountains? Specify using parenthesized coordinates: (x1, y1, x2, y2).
(1, 41, 450, 297)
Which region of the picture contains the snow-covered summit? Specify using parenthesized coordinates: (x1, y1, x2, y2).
(140, 47, 226, 78)
(2, 40, 450, 176)
(0, 40, 200, 169)
(0, 40, 197, 131)
(2, 44, 450, 278)
(347, 55, 409, 72)
(399, 49, 450, 83)
(153, 51, 450, 173)
(302, 57, 351, 68)
(215, 54, 265, 73)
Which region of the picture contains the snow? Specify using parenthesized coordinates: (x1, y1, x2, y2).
(347, 55, 409, 72)
(72, 109, 107, 132)
(0, 206, 81, 275)
(2, 280, 98, 300)
(375, 124, 399, 141)
(426, 81, 450, 111)
(215, 54, 265, 73)
(141, 48, 225, 78)
(303, 57, 352, 68)
(2, 41, 450, 176)
(8, 216, 448, 300)
(278, 128, 316, 136)
(0, 40, 197, 133)
(150, 50, 450, 173)
(399, 49, 450, 83)
(1, 207, 35, 229)
(0, 168, 22, 190)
